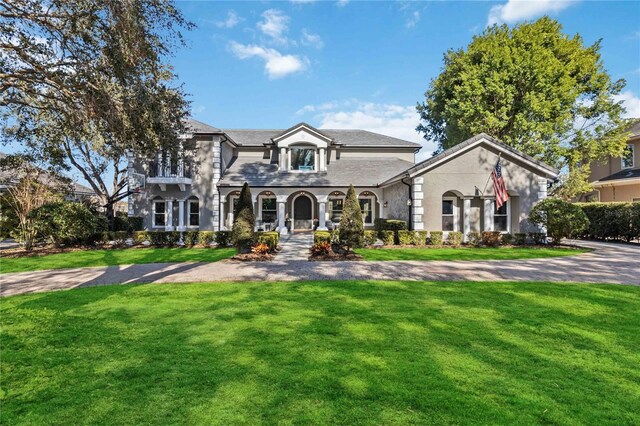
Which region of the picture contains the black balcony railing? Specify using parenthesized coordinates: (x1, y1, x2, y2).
(148, 160, 192, 178)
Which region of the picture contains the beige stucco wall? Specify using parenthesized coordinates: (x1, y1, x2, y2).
(413, 143, 549, 233)
(589, 138, 639, 182)
(595, 184, 640, 202)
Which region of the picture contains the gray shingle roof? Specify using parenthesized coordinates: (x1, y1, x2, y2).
(184, 118, 223, 134)
(223, 129, 421, 148)
(598, 168, 640, 182)
(218, 157, 415, 187)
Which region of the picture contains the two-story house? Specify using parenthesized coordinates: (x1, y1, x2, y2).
(579, 119, 640, 203)
(127, 119, 558, 238)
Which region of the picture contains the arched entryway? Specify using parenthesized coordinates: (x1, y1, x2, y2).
(292, 193, 314, 231)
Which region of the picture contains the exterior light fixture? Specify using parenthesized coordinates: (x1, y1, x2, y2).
(383, 201, 388, 208)
(407, 199, 412, 206)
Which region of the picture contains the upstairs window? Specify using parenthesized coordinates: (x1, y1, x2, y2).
(622, 144, 634, 169)
(290, 147, 315, 171)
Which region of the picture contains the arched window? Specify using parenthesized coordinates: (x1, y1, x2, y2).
(187, 196, 199, 227)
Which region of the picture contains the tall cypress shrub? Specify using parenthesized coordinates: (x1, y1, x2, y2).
(231, 182, 255, 252)
(339, 184, 364, 251)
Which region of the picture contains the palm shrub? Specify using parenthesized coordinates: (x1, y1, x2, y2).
(339, 184, 364, 252)
(528, 198, 589, 244)
(231, 182, 256, 252)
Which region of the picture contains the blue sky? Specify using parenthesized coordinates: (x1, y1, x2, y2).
(175, 0, 640, 159)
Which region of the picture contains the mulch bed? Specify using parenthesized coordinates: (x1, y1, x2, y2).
(229, 253, 275, 261)
(308, 252, 363, 261)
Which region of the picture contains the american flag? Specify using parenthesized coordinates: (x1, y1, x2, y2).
(492, 158, 509, 209)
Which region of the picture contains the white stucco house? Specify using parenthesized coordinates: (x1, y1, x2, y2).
(127, 119, 558, 237)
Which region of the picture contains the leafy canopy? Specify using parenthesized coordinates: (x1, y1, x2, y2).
(417, 17, 630, 196)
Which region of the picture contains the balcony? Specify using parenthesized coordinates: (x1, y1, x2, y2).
(147, 160, 193, 191)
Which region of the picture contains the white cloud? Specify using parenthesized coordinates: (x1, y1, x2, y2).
(257, 9, 290, 44)
(406, 11, 420, 28)
(215, 11, 242, 29)
(614, 91, 640, 119)
(298, 101, 435, 159)
(229, 42, 308, 79)
(487, 0, 577, 26)
(301, 29, 324, 49)
(336, 0, 349, 7)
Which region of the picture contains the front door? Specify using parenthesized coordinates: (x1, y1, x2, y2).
(293, 195, 313, 230)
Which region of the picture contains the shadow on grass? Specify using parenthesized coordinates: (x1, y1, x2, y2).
(2, 281, 639, 425)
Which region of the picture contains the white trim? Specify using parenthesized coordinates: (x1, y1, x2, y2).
(288, 145, 317, 172)
(442, 196, 458, 232)
(593, 177, 640, 187)
(257, 194, 277, 227)
(291, 193, 315, 231)
(621, 143, 634, 169)
(272, 124, 332, 143)
(359, 195, 376, 225)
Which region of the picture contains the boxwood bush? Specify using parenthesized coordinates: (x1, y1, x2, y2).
(429, 231, 443, 246)
(314, 231, 332, 244)
(415, 231, 428, 245)
(513, 233, 527, 246)
(397, 230, 414, 245)
(447, 231, 463, 247)
(467, 232, 482, 247)
(256, 231, 279, 252)
(364, 230, 378, 246)
(481, 231, 502, 247)
(380, 230, 395, 245)
(215, 231, 232, 247)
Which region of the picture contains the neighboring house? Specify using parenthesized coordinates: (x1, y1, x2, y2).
(128, 119, 559, 238)
(579, 119, 640, 202)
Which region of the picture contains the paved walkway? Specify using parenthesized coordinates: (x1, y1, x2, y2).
(1, 240, 638, 297)
(276, 232, 313, 261)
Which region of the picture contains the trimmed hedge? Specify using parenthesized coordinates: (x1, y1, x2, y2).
(514, 233, 527, 246)
(429, 231, 443, 246)
(113, 215, 144, 233)
(380, 230, 395, 245)
(482, 231, 501, 247)
(364, 230, 378, 246)
(215, 231, 232, 247)
(447, 231, 463, 247)
(314, 231, 332, 244)
(375, 218, 408, 244)
(397, 230, 414, 245)
(415, 231, 428, 246)
(198, 231, 215, 246)
(467, 232, 482, 247)
(256, 231, 280, 252)
(577, 202, 640, 242)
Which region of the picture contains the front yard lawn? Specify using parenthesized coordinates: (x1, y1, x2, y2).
(0, 247, 236, 274)
(355, 246, 589, 261)
(2, 280, 638, 425)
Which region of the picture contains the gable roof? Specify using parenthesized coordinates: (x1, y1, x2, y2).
(184, 118, 223, 134)
(271, 122, 334, 143)
(380, 133, 559, 186)
(594, 167, 640, 185)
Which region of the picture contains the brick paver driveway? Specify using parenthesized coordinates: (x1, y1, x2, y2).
(1, 240, 638, 297)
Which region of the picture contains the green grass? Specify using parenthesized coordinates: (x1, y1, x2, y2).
(355, 246, 590, 261)
(0, 248, 236, 274)
(2, 281, 638, 425)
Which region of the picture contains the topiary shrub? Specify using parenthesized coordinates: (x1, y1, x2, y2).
(528, 198, 589, 244)
(364, 230, 378, 246)
(339, 184, 364, 252)
(447, 231, 463, 247)
(501, 233, 514, 245)
(481, 231, 502, 247)
(380, 230, 395, 245)
(314, 231, 332, 244)
(415, 231, 428, 245)
(513, 233, 527, 245)
(231, 183, 256, 252)
(429, 231, 443, 246)
(30, 201, 99, 247)
(397, 230, 414, 245)
(256, 231, 279, 252)
(467, 232, 482, 247)
(215, 231, 231, 247)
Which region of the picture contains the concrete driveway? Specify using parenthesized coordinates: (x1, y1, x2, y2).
(1, 240, 638, 297)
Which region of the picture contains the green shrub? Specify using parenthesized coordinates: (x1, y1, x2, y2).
(447, 231, 463, 247)
(467, 232, 482, 247)
(501, 233, 514, 245)
(167, 231, 181, 246)
(314, 231, 332, 244)
(429, 231, 443, 246)
(577, 202, 640, 242)
(133, 231, 150, 245)
(397, 230, 414, 245)
(482, 231, 502, 247)
(528, 232, 546, 245)
(149, 231, 167, 246)
(330, 229, 340, 244)
(310, 242, 332, 256)
(529, 198, 589, 244)
(380, 230, 395, 245)
(112, 231, 129, 246)
(30, 201, 99, 247)
(364, 230, 378, 246)
(513, 233, 527, 245)
(196, 231, 215, 246)
(339, 185, 364, 251)
(182, 230, 198, 246)
(374, 218, 408, 234)
(232, 183, 256, 252)
(215, 231, 231, 247)
(415, 230, 428, 245)
(256, 231, 279, 252)
(113, 215, 144, 233)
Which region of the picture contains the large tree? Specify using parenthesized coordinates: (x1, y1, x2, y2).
(0, 0, 192, 226)
(417, 17, 630, 198)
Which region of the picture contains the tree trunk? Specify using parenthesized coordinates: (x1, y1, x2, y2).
(103, 196, 115, 231)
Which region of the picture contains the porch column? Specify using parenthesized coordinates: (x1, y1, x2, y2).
(462, 197, 471, 242)
(537, 178, 548, 235)
(178, 199, 185, 231)
(277, 195, 288, 235)
(319, 148, 326, 172)
(280, 147, 287, 171)
(483, 198, 493, 231)
(166, 199, 174, 231)
(219, 199, 226, 230)
(317, 195, 328, 230)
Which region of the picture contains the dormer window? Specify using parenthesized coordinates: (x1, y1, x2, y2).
(290, 146, 316, 171)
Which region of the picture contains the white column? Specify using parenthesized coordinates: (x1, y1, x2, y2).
(280, 147, 287, 171)
(319, 148, 326, 172)
(277, 195, 288, 235)
(317, 195, 328, 230)
(537, 178, 548, 235)
(219, 200, 226, 231)
(483, 198, 493, 231)
(463, 197, 471, 242)
(178, 200, 185, 231)
(166, 200, 174, 231)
